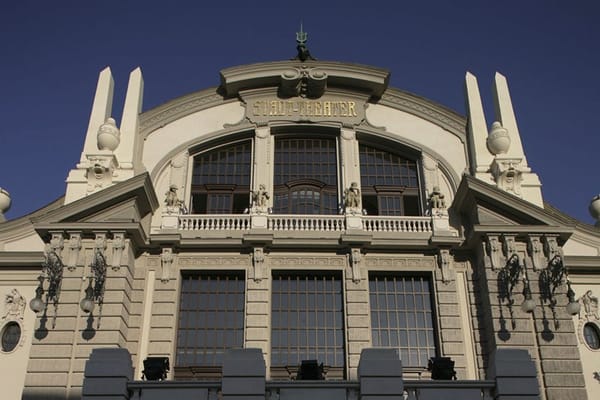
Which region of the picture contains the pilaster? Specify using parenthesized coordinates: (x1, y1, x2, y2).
(116, 67, 144, 176)
(464, 72, 494, 180)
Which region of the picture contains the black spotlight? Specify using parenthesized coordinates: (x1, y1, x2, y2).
(427, 357, 456, 380)
(296, 360, 324, 380)
(142, 357, 170, 381)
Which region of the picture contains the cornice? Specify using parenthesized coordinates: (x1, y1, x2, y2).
(139, 88, 229, 137)
(0, 197, 64, 240)
(0, 251, 44, 267)
(220, 60, 390, 98)
(379, 88, 467, 141)
(31, 173, 158, 225)
(564, 255, 600, 275)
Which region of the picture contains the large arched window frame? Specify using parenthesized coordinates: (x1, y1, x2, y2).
(190, 139, 252, 214)
(359, 142, 423, 216)
(273, 135, 339, 215)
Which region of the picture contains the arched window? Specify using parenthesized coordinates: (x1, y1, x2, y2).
(190, 140, 251, 214)
(359, 143, 421, 216)
(273, 137, 338, 214)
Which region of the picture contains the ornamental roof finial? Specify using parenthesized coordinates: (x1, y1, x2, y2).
(294, 21, 315, 62)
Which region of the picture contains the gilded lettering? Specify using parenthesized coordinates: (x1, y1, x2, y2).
(252, 101, 261, 116)
(348, 101, 357, 116)
(340, 101, 348, 116)
(314, 101, 322, 116)
(305, 101, 312, 116)
(323, 101, 331, 116)
(270, 101, 278, 116)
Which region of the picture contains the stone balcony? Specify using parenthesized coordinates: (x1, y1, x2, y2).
(177, 214, 433, 234)
(156, 210, 457, 249)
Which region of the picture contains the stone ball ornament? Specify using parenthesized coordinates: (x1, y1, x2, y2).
(0, 188, 11, 217)
(97, 117, 121, 151)
(486, 121, 511, 155)
(590, 194, 600, 223)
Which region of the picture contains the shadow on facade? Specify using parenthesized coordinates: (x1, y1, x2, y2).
(81, 313, 96, 340)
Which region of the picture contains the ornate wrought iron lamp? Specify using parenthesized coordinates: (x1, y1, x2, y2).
(541, 255, 580, 316)
(520, 276, 536, 313)
(80, 249, 107, 327)
(29, 250, 64, 328)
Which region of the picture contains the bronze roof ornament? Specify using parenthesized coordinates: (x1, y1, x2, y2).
(294, 22, 316, 62)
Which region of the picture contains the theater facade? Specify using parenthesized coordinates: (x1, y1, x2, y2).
(1, 43, 600, 400)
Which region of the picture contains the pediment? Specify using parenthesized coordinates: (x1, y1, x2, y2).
(452, 175, 574, 239)
(31, 173, 158, 246)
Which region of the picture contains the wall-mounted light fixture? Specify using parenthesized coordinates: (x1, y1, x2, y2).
(541, 255, 580, 317)
(520, 276, 535, 313)
(29, 250, 64, 328)
(80, 249, 107, 327)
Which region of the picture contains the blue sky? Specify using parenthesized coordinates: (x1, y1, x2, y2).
(0, 1, 598, 223)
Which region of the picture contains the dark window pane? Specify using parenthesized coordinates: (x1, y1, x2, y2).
(359, 143, 422, 216)
(369, 274, 436, 368)
(584, 323, 600, 349)
(176, 272, 245, 372)
(191, 140, 251, 213)
(273, 137, 338, 214)
(271, 273, 345, 374)
(1, 322, 21, 352)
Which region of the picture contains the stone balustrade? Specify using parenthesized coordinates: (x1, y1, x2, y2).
(176, 214, 434, 234)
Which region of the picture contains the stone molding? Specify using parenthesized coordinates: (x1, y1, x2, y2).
(379, 89, 466, 139)
(177, 255, 251, 268)
(269, 255, 345, 269)
(364, 256, 436, 270)
(139, 89, 226, 136)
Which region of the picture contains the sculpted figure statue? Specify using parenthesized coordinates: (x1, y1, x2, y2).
(4, 289, 26, 320)
(344, 182, 361, 209)
(580, 290, 599, 319)
(165, 185, 182, 207)
(252, 184, 270, 208)
(428, 186, 446, 209)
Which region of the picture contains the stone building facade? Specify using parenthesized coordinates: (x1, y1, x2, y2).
(0, 52, 599, 400)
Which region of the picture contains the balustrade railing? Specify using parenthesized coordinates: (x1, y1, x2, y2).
(178, 215, 251, 231)
(267, 215, 345, 232)
(177, 214, 433, 234)
(362, 216, 432, 233)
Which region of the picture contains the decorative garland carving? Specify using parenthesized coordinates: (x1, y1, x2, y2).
(177, 255, 251, 268)
(160, 248, 174, 283)
(111, 232, 126, 271)
(269, 255, 346, 269)
(527, 235, 545, 271)
(66, 232, 82, 271)
(252, 248, 266, 282)
(437, 249, 454, 284)
(364, 256, 436, 269)
(348, 249, 362, 283)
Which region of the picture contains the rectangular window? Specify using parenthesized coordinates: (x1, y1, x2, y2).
(369, 274, 436, 368)
(175, 272, 245, 379)
(271, 272, 345, 379)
